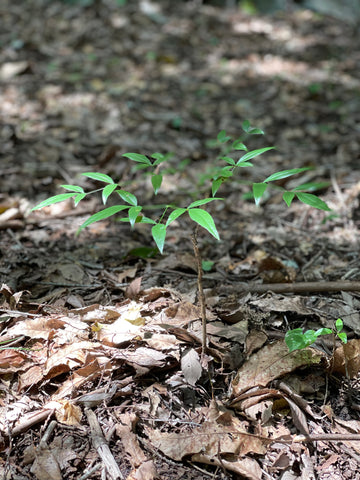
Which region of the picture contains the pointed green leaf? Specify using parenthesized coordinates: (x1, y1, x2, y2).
(60, 185, 84, 193)
(220, 156, 236, 165)
(74, 193, 86, 206)
(82, 172, 115, 184)
(187, 198, 222, 209)
(151, 174, 163, 195)
(152, 224, 167, 254)
(188, 208, 220, 240)
(117, 189, 138, 206)
(293, 181, 330, 192)
(296, 193, 331, 211)
(338, 332, 347, 344)
(123, 153, 152, 165)
(252, 183, 267, 206)
(217, 130, 231, 143)
(237, 161, 253, 167)
(335, 318, 343, 332)
(77, 205, 129, 233)
(264, 167, 311, 183)
(242, 120, 251, 133)
(283, 191, 295, 207)
(102, 184, 118, 204)
(285, 329, 308, 352)
(212, 178, 223, 197)
(231, 140, 247, 151)
(248, 127, 264, 135)
(314, 328, 333, 336)
(31, 193, 77, 211)
(237, 147, 274, 165)
(166, 208, 187, 227)
(128, 206, 142, 228)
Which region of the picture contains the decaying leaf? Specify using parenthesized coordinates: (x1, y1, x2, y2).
(181, 348, 202, 386)
(231, 340, 324, 397)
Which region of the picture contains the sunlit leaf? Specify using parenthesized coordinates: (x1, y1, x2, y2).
(292, 181, 330, 192)
(220, 156, 236, 165)
(296, 192, 331, 211)
(264, 167, 311, 182)
(77, 205, 128, 233)
(283, 191, 295, 207)
(188, 208, 220, 240)
(123, 153, 152, 165)
(335, 318, 344, 331)
(74, 193, 86, 206)
(248, 127, 264, 135)
(128, 206, 142, 227)
(237, 147, 274, 165)
(151, 174, 163, 195)
(166, 208, 186, 227)
(31, 193, 77, 211)
(117, 189, 138, 206)
(252, 183, 267, 206)
(102, 184, 118, 204)
(82, 172, 115, 184)
(231, 140, 247, 151)
(61, 185, 84, 193)
(212, 178, 223, 197)
(187, 198, 222, 208)
(152, 224, 167, 253)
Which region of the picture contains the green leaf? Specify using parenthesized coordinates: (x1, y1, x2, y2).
(117, 189, 138, 206)
(231, 140, 247, 151)
(237, 161, 253, 168)
(252, 183, 267, 206)
(242, 120, 251, 133)
(217, 130, 231, 143)
(152, 224, 167, 254)
(335, 318, 344, 332)
(248, 127, 264, 135)
(151, 174, 163, 195)
(188, 208, 220, 240)
(60, 185, 84, 193)
(338, 332, 347, 344)
(283, 191, 295, 207)
(166, 208, 186, 227)
(220, 156, 236, 165)
(212, 178, 223, 196)
(74, 193, 86, 206)
(292, 181, 330, 192)
(82, 172, 115, 184)
(151, 152, 173, 166)
(237, 147, 274, 165)
(102, 184, 118, 204)
(187, 198, 222, 208)
(296, 193, 331, 211)
(285, 329, 309, 352)
(202, 260, 214, 272)
(31, 193, 77, 211)
(314, 328, 333, 336)
(123, 153, 152, 165)
(264, 167, 311, 183)
(128, 206, 142, 228)
(77, 205, 129, 233)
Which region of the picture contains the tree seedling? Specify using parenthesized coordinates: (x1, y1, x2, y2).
(32, 120, 331, 356)
(285, 318, 347, 352)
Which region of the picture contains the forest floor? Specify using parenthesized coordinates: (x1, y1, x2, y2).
(1, 1, 360, 479)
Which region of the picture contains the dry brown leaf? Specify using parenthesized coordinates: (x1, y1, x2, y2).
(30, 447, 62, 480)
(0, 348, 29, 373)
(126, 460, 157, 480)
(332, 339, 360, 378)
(181, 348, 202, 386)
(116, 413, 147, 467)
(55, 400, 82, 427)
(231, 340, 324, 397)
(191, 453, 262, 480)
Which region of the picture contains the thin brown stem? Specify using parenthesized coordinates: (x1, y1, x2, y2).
(191, 227, 207, 357)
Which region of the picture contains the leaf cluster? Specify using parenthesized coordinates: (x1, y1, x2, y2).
(285, 318, 347, 352)
(32, 121, 331, 253)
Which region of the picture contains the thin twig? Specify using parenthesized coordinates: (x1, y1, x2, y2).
(191, 227, 207, 357)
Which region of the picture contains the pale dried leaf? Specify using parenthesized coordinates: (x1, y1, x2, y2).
(181, 348, 202, 386)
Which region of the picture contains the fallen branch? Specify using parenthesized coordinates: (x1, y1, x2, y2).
(86, 408, 123, 480)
